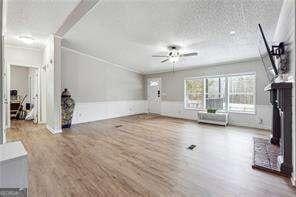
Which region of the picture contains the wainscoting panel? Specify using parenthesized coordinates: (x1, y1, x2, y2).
(72, 100, 271, 130)
(72, 100, 148, 124)
(160, 101, 272, 130)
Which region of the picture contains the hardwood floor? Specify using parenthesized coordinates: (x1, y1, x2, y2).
(6, 115, 296, 197)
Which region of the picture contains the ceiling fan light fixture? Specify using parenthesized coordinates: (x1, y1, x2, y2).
(152, 44, 197, 64)
(169, 56, 180, 63)
(230, 30, 236, 35)
(169, 50, 180, 63)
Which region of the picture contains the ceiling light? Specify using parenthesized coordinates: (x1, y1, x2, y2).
(169, 56, 180, 63)
(18, 36, 35, 44)
(230, 31, 236, 35)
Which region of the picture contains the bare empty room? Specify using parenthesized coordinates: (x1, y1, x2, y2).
(0, 0, 296, 196)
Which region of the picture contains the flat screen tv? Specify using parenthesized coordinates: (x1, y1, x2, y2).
(257, 24, 278, 82)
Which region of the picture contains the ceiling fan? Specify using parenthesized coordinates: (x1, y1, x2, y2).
(152, 45, 198, 63)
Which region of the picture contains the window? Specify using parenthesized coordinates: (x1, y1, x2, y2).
(185, 76, 226, 110)
(184, 73, 256, 113)
(149, 81, 159, 86)
(205, 77, 226, 110)
(228, 74, 255, 113)
(185, 78, 204, 109)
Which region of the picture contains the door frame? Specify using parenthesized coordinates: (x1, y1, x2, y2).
(4, 62, 41, 129)
(147, 77, 162, 114)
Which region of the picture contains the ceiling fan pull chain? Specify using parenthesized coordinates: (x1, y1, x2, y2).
(173, 62, 175, 73)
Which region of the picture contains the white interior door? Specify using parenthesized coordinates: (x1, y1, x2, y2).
(147, 78, 161, 114)
(29, 68, 39, 123)
(2, 60, 8, 131)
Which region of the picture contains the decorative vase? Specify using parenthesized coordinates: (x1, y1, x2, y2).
(61, 89, 75, 129)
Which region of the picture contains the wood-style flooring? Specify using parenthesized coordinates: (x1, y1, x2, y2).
(6, 115, 296, 197)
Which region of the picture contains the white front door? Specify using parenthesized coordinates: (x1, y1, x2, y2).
(147, 78, 161, 114)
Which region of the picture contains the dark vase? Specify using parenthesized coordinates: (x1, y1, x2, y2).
(61, 89, 75, 129)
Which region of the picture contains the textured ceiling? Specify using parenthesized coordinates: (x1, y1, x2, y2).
(5, 0, 80, 49)
(63, 0, 283, 74)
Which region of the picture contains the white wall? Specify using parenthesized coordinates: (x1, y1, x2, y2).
(61, 47, 146, 124)
(4, 45, 42, 67)
(273, 0, 295, 185)
(0, 0, 3, 144)
(10, 65, 29, 103)
(42, 35, 62, 133)
(146, 59, 272, 130)
(72, 100, 147, 124)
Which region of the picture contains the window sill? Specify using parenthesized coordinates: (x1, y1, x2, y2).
(229, 111, 256, 115)
(184, 108, 256, 115)
(184, 108, 204, 111)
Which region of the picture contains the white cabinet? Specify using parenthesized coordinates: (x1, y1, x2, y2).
(0, 141, 28, 189)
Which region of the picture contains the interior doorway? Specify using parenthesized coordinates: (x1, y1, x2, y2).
(3, 64, 41, 129)
(147, 78, 161, 114)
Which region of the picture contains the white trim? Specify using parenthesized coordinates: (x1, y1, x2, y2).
(46, 125, 62, 134)
(5, 63, 42, 129)
(147, 78, 162, 114)
(61, 46, 143, 74)
(228, 73, 256, 114)
(291, 176, 296, 187)
(9, 63, 40, 69)
(2, 0, 7, 36)
(227, 110, 256, 115)
(4, 44, 42, 52)
(184, 71, 256, 80)
(53, 34, 63, 39)
(55, 0, 101, 36)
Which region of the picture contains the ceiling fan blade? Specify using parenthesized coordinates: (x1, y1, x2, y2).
(161, 59, 169, 63)
(181, 52, 198, 57)
(152, 55, 168, 57)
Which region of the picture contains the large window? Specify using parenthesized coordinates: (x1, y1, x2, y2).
(205, 77, 226, 110)
(185, 76, 226, 110)
(184, 73, 256, 113)
(228, 74, 255, 113)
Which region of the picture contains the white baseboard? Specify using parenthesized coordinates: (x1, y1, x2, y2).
(291, 176, 296, 187)
(46, 125, 62, 134)
(72, 100, 148, 124)
(160, 101, 272, 130)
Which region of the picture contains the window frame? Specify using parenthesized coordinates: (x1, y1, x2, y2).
(227, 72, 256, 114)
(184, 72, 256, 114)
(204, 76, 227, 112)
(183, 77, 205, 110)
